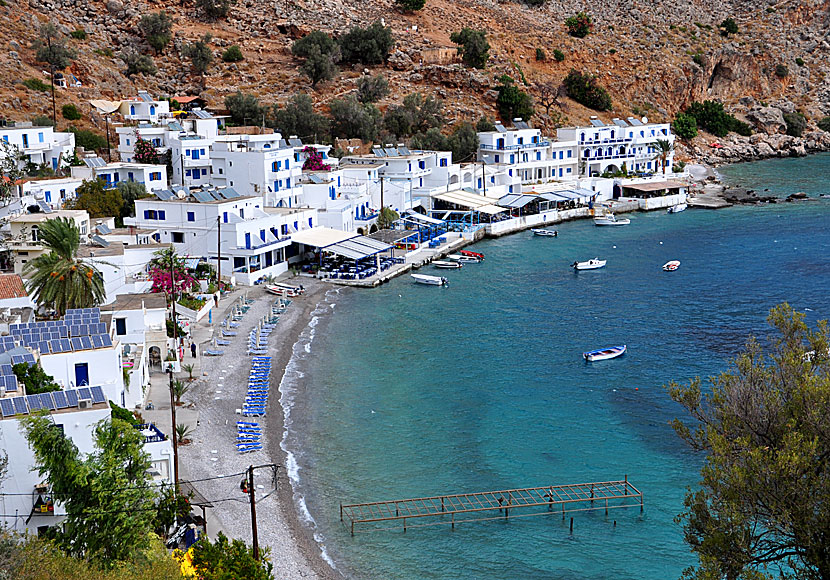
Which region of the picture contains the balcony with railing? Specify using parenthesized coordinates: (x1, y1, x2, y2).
(136, 423, 167, 443)
(480, 140, 550, 151)
(580, 136, 633, 145)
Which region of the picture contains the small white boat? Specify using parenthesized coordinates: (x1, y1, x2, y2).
(531, 229, 558, 237)
(265, 285, 298, 297)
(663, 260, 681, 271)
(583, 345, 626, 362)
(572, 258, 606, 270)
(447, 254, 481, 263)
(411, 273, 449, 286)
(433, 260, 462, 269)
(667, 203, 688, 214)
(593, 213, 631, 226)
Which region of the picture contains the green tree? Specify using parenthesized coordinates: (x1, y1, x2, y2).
(476, 116, 496, 132)
(33, 114, 56, 126)
(564, 12, 593, 38)
(384, 93, 444, 138)
(410, 127, 448, 152)
(447, 121, 479, 163)
(668, 304, 830, 580)
(818, 116, 830, 132)
(720, 17, 738, 36)
(154, 483, 191, 539)
(184, 34, 214, 74)
(357, 74, 389, 103)
(685, 100, 751, 137)
(61, 104, 81, 121)
(120, 48, 157, 77)
(775, 63, 789, 78)
(329, 95, 382, 141)
(396, 0, 425, 11)
(23, 217, 105, 315)
(552, 48, 565, 62)
(138, 11, 173, 53)
(221, 44, 244, 62)
(0, 140, 24, 202)
(652, 138, 674, 175)
(292, 31, 341, 87)
(535, 48, 546, 61)
(563, 69, 612, 111)
(672, 112, 698, 139)
(272, 93, 330, 141)
(67, 179, 124, 218)
(68, 126, 107, 151)
(20, 413, 157, 566)
(376, 206, 400, 230)
(496, 75, 535, 122)
(34, 22, 76, 70)
(190, 532, 273, 580)
(338, 21, 394, 65)
(13, 362, 60, 394)
(225, 91, 264, 126)
(783, 112, 807, 137)
(196, 0, 232, 19)
(116, 181, 148, 220)
(450, 28, 489, 69)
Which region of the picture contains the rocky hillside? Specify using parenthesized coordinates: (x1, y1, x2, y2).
(2, 0, 829, 159)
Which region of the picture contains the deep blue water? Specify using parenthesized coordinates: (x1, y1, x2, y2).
(285, 155, 830, 579)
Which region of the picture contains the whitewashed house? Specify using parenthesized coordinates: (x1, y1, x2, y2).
(211, 133, 302, 208)
(557, 117, 675, 177)
(126, 186, 318, 285)
(0, 123, 76, 171)
(118, 91, 170, 123)
(171, 134, 213, 187)
(70, 158, 168, 193)
(78, 241, 167, 305)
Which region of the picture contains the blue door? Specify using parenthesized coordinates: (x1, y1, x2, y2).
(75, 363, 89, 386)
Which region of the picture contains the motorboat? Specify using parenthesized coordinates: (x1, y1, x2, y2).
(447, 254, 481, 263)
(265, 285, 294, 296)
(593, 213, 631, 226)
(583, 345, 626, 362)
(433, 260, 462, 269)
(663, 260, 681, 271)
(531, 229, 558, 237)
(667, 203, 688, 214)
(460, 250, 484, 260)
(572, 258, 606, 270)
(411, 273, 449, 286)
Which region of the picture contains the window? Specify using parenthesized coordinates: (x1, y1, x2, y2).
(566, 168, 572, 174)
(218, 168, 223, 175)
(567, 150, 573, 158)
(130, 105, 136, 116)
(126, 138, 131, 146)
(537, 152, 541, 161)
(187, 211, 195, 222)
(149, 172, 161, 181)
(286, 178, 291, 188)
(186, 149, 191, 157)
(2, 136, 7, 142)
(440, 158, 447, 167)
(171, 232, 184, 243)
(143, 210, 157, 220)
(201, 168, 208, 176)
(185, 169, 192, 178)
(240, 208, 244, 219)
(229, 161, 233, 167)
(281, 224, 288, 236)
(308, 217, 313, 228)
(200, 149, 205, 155)
(285, 159, 289, 169)
(115, 318, 127, 336)
(260, 229, 265, 241)
(245, 232, 251, 249)
(128, 172, 134, 181)
(223, 212, 228, 223)
(22, 134, 28, 148)
(38, 132, 44, 143)
(59, 189, 65, 199)
(494, 155, 500, 163)
(113, 172, 120, 183)
(152, 138, 161, 146)
(149, 105, 156, 115)
(45, 191, 51, 203)
(418, 160, 425, 170)
(517, 137, 523, 145)
(158, 210, 165, 220)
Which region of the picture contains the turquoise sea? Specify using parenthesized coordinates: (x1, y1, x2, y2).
(281, 153, 830, 579)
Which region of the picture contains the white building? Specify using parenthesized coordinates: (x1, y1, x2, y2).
(17, 176, 85, 208)
(0, 123, 76, 171)
(78, 241, 167, 305)
(127, 185, 318, 285)
(477, 122, 579, 192)
(211, 133, 302, 208)
(118, 91, 170, 124)
(8, 209, 90, 276)
(70, 158, 168, 193)
(171, 134, 213, 188)
(557, 117, 675, 177)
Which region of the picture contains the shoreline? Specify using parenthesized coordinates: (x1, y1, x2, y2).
(179, 279, 340, 580)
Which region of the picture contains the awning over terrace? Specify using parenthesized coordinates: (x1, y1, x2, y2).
(622, 180, 686, 192)
(432, 190, 507, 213)
(498, 194, 538, 208)
(326, 237, 393, 260)
(291, 227, 356, 248)
(403, 211, 445, 225)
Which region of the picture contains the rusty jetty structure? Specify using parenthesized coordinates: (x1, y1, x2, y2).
(340, 476, 644, 535)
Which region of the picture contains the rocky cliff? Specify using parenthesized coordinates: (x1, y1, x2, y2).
(1, 0, 829, 159)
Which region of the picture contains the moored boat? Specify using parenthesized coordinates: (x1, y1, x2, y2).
(572, 258, 606, 270)
(662, 260, 681, 271)
(447, 253, 481, 263)
(411, 273, 449, 286)
(583, 344, 626, 361)
(460, 250, 484, 260)
(433, 260, 462, 269)
(531, 229, 558, 237)
(667, 203, 688, 214)
(265, 285, 297, 296)
(593, 213, 631, 226)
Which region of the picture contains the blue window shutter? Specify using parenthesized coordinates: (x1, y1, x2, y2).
(158, 210, 165, 220)
(245, 233, 251, 249)
(223, 212, 228, 223)
(260, 229, 265, 240)
(144, 210, 150, 219)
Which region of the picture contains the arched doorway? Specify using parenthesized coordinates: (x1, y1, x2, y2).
(369, 224, 379, 234)
(357, 227, 365, 235)
(148, 346, 161, 370)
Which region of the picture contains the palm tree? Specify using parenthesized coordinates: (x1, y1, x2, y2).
(23, 217, 105, 316)
(171, 379, 190, 406)
(652, 139, 675, 176)
(175, 423, 193, 444)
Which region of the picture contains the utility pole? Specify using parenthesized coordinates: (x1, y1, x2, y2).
(482, 161, 486, 197)
(104, 114, 111, 161)
(168, 367, 179, 486)
(380, 176, 384, 210)
(216, 216, 221, 288)
(45, 33, 56, 128)
(248, 465, 259, 560)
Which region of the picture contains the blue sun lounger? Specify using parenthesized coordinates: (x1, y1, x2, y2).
(204, 349, 224, 356)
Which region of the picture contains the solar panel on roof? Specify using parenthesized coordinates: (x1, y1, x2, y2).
(514, 121, 530, 130)
(1, 364, 12, 376)
(80, 336, 93, 350)
(207, 190, 223, 201)
(50, 340, 62, 354)
(59, 326, 69, 338)
(383, 148, 399, 157)
(627, 117, 643, 126)
(222, 187, 240, 198)
(372, 147, 384, 157)
(37, 200, 53, 213)
(27, 395, 42, 411)
(12, 396, 27, 414)
(288, 138, 303, 147)
(39, 393, 56, 411)
(83, 157, 107, 168)
(65, 390, 78, 407)
(59, 339, 72, 352)
(23, 354, 35, 364)
(192, 108, 211, 119)
(192, 190, 213, 203)
(70, 337, 83, 351)
(5, 376, 18, 392)
(11, 355, 24, 365)
(155, 189, 176, 201)
(37, 341, 50, 354)
(78, 324, 89, 336)
(91, 335, 104, 349)
(77, 387, 91, 400)
(0, 398, 14, 417)
(91, 235, 110, 247)
(90, 386, 106, 404)
(397, 146, 412, 156)
(590, 119, 605, 127)
(101, 335, 113, 347)
(494, 123, 506, 133)
(52, 390, 68, 409)
(138, 91, 153, 102)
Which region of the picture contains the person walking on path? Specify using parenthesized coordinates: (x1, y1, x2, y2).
(191, 342, 197, 358)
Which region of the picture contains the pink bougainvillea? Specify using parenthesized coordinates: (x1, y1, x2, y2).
(301, 146, 331, 172)
(148, 249, 199, 298)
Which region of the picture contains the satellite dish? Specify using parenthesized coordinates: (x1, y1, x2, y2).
(642, 116, 648, 124)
